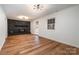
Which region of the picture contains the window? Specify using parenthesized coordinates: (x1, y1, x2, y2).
(47, 18, 55, 30)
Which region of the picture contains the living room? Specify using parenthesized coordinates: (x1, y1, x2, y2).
(0, 4, 79, 55)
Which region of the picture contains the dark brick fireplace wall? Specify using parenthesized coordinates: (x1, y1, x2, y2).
(8, 19, 30, 35)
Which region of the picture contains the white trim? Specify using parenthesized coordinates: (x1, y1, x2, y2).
(0, 36, 6, 51)
(0, 47, 1, 51)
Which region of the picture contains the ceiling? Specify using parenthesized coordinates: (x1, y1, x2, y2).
(1, 4, 76, 21)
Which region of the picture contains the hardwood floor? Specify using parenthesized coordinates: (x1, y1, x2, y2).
(0, 34, 79, 55)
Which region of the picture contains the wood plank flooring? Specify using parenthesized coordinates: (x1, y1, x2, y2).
(0, 34, 79, 55)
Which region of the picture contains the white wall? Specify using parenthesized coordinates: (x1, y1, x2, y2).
(31, 5, 79, 47)
(0, 6, 7, 50)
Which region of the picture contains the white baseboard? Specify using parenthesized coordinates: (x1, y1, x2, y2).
(0, 47, 1, 51)
(0, 36, 6, 51)
(39, 35, 79, 48)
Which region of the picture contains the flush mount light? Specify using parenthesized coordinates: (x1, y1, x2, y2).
(17, 15, 29, 20)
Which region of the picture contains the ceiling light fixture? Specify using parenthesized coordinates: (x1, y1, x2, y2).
(33, 4, 43, 10)
(17, 15, 29, 20)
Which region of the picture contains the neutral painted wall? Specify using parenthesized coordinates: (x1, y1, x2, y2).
(31, 5, 79, 47)
(0, 6, 7, 50)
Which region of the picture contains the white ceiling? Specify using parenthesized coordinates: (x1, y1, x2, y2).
(1, 4, 76, 21)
